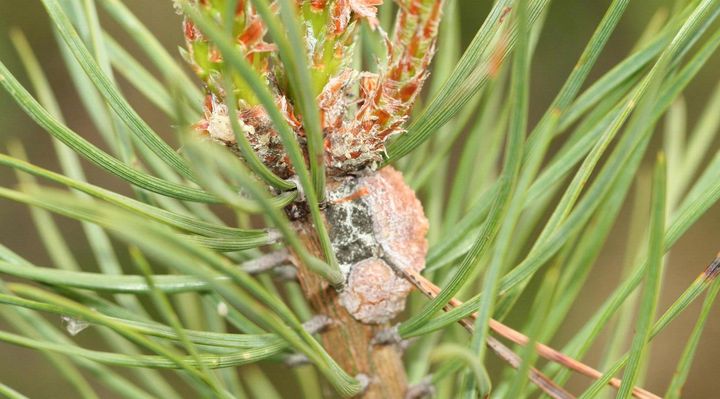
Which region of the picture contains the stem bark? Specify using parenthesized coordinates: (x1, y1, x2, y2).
(293, 222, 408, 398)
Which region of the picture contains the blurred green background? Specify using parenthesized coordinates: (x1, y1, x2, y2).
(0, 0, 719, 397)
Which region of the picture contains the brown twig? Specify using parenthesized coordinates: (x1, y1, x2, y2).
(292, 222, 408, 398)
(414, 277, 574, 399)
(400, 268, 661, 399)
(486, 335, 575, 399)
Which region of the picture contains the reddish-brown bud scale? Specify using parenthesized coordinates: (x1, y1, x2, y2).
(310, 0, 326, 12)
(235, 1, 245, 15)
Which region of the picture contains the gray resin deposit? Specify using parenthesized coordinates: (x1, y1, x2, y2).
(324, 167, 428, 324)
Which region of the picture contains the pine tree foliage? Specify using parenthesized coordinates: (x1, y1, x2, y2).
(1, 0, 720, 398)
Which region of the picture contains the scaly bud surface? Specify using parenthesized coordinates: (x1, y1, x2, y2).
(183, 0, 444, 176)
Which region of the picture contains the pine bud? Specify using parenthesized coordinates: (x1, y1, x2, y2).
(182, 0, 444, 177)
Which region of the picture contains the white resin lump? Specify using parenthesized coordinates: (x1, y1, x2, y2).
(324, 167, 429, 324)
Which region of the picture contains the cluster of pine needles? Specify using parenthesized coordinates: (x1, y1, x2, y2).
(0, 0, 720, 398)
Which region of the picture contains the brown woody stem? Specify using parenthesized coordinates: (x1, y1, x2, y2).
(292, 222, 408, 398)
